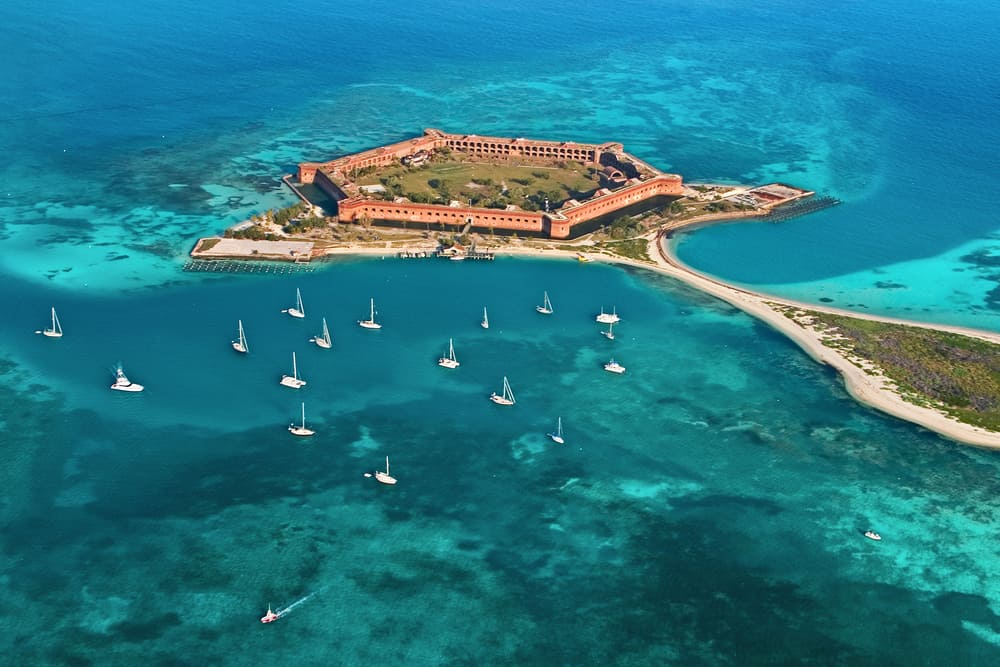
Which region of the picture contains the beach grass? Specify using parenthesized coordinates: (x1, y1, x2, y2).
(789, 311, 1000, 431)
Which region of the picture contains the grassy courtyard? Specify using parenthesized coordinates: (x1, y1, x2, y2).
(356, 157, 601, 211)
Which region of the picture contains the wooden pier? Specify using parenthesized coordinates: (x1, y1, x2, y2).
(182, 259, 317, 274)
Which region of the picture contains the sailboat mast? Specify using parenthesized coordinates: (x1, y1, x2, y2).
(385, 456, 390, 475)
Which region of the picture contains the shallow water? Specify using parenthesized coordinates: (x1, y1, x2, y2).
(4, 0, 1000, 664)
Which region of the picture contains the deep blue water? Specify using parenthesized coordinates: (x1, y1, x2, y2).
(4, 1, 1000, 664)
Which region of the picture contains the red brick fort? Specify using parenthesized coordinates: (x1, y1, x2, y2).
(297, 129, 683, 239)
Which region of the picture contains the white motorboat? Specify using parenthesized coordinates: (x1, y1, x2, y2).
(358, 298, 382, 329)
(311, 317, 332, 349)
(603, 358, 626, 374)
(288, 402, 315, 436)
(596, 306, 620, 324)
(489, 376, 515, 405)
(864, 530, 882, 541)
(438, 338, 460, 369)
(547, 417, 565, 444)
(536, 291, 553, 315)
(375, 456, 397, 485)
(232, 319, 248, 353)
(280, 352, 307, 388)
(110, 365, 144, 392)
(283, 288, 305, 319)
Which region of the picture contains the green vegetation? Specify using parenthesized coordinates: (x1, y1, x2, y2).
(607, 215, 644, 239)
(594, 239, 651, 262)
(357, 159, 598, 211)
(198, 238, 221, 252)
(796, 311, 1000, 431)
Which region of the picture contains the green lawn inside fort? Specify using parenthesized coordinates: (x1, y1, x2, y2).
(354, 157, 602, 211)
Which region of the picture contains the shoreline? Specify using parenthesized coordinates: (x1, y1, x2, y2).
(196, 216, 1000, 449)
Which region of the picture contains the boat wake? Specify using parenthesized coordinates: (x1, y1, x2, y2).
(275, 588, 324, 618)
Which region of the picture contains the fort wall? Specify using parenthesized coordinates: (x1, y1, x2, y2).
(297, 129, 683, 238)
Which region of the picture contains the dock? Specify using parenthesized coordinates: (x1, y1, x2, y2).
(182, 259, 317, 274)
(766, 195, 841, 223)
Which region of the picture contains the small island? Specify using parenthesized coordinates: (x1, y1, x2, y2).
(189, 129, 1000, 448)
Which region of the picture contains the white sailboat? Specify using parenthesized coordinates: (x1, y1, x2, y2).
(438, 338, 460, 368)
(489, 375, 515, 405)
(232, 319, 248, 353)
(282, 288, 305, 319)
(603, 358, 626, 374)
(110, 364, 144, 392)
(310, 317, 332, 349)
(35, 308, 62, 338)
(280, 352, 307, 388)
(358, 297, 381, 329)
(288, 402, 315, 436)
(375, 456, 397, 485)
(481, 306, 489, 329)
(596, 306, 620, 324)
(602, 321, 615, 340)
(36, 307, 63, 338)
(536, 291, 553, 315)
(547, 417, 565, 444)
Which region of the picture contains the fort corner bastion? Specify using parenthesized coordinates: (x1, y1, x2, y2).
(296, 128, 684, 239)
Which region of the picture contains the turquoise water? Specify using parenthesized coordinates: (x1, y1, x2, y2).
(5, 0, 1000, 664)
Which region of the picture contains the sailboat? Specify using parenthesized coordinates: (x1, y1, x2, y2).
(282, 288, 305, 319)
(602, 321, 615, 340)
(36, 307, 63, 338)
(232, 319, 248, 353)
(374, 456, 397, 485)
(358, 297, 381, 329)
(481, 306, 489, 329)
(279, 352, 307, 388)
(110, 364, 144, 392)
(547, 417, 565, 444)
(288, 402, 315, 436)
(596, 306, 620, 324)
(310, 317, 332, 349)
(535, 291, 553, 315)
(603, 358, 626, 374)
(489, 376, 515, 405)
(438, 338, 460, 368)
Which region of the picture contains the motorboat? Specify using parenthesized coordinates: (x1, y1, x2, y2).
(110, 366, 144, 392)
(603, 359, 626, 374)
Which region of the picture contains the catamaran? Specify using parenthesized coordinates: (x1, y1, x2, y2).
(489, 376, 515, 405)
(596, 306, 620, 324)
(547, 417, 565, 444)
(481, 306, 489, 329)
(603, 358, 626, 374)
(358, 298, 381, 329)
(310, 317, 332, 349)
(232, 319, 248, 353)
(283, 288, 305, 319)
(280, 352, 307, 388)
(374, 456, 397, 485)
(288, 402, 315, 436)
(36, 307, 63, 338)
(110, 365, 144, 392)
(438, 338, 460, 368)
(602, 321, 615, 340)
(536, 291, 553, 315)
